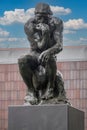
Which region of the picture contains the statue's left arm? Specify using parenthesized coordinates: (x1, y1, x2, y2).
(39, 18, 63, 62)
(49, 18, 63, 55)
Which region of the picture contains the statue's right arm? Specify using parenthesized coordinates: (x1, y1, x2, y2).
(24, 20, 49, 50)
(24, 19, 39, 50)
(24, 19, 36, 37)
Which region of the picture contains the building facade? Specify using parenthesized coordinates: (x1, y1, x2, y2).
(0, 46, 87, 130)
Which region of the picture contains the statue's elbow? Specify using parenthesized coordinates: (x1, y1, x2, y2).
(58, 45, 63, 53)
(60, 46, 63, 51)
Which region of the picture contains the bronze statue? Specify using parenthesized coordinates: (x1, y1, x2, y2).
(18, 3, 69, 105)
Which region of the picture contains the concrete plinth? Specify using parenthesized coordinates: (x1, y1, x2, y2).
(8, 104, 84, 130)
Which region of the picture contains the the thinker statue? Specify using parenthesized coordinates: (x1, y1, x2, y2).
(18, 3, 69, 105)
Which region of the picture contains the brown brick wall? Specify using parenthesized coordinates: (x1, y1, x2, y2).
(0, 61, 87, 130)
(57, 61, 87, 130)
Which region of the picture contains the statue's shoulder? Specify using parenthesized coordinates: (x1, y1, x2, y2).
(24, 18, 36, 35)
(50, 17, 63, 31)
(51, 17, 63, 26)
(25, 18, 35, 26)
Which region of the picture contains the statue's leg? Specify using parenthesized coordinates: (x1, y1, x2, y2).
(42, 57, 57, 99)
(55, 71, 66, 98)
(18, 54, 39, 104)
(54, 71, 71, 104)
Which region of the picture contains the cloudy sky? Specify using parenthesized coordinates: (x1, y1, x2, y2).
(0, 0, 87, 48)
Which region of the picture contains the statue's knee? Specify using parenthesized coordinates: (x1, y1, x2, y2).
(18, 55, 35, 69)
(18, 55, 29, 68)
(18, 54, 38, 71)
(18, 55, 32, 64)
(18, 56, 25, 65)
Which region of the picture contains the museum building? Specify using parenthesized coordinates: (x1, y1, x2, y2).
(0, 45, 87, 130)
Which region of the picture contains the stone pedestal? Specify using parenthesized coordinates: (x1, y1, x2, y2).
(8, 104, 84, 130)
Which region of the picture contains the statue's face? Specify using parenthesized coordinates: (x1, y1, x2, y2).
(35, 13, 50, 24)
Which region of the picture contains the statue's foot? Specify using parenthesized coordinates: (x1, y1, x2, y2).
(41, 88, 54, 100)
(57, 94, 71, 105)
(24, 92, 39, 105)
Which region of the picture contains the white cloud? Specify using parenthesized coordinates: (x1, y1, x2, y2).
(50, 6, 71, 15)
(0, 36, 29, 48)
(63, 36, 87, 46)
(0, 6, 71, 25)
(0, 37, 27, 42)
(80, 38, 87, 42)
(0, 28, 10, 36)
(63, 30, 76, 34)
(0, 8, 34, 25)
(64, 38, 80, 46)
(64, 19, 87, 30)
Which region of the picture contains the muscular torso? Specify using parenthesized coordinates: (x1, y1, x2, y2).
(24, 16, 63, 53)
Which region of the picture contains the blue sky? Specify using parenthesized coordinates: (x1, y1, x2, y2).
(0, 0, 87, 48)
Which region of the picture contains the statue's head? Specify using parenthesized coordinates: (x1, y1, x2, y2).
(35, 3, 53, 23)
(35, 3, 53, 15)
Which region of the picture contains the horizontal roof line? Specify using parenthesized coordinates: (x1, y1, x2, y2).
(0, 45, 87, 51)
